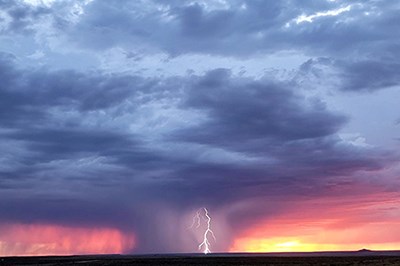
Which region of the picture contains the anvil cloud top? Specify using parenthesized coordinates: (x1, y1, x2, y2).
(0, 0, 400, 255)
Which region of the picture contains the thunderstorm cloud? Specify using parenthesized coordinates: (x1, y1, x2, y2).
(0, 0, 399, 254)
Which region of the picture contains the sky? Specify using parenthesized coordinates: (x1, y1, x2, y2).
(0, 0, 400, 256)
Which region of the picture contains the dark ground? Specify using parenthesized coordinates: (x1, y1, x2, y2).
(2, 252, 400, 266)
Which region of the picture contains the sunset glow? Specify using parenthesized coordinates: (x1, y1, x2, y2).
(230, 197, 400, 253)
(231, 236, 400, 253)
(231, 238, 340, 252)
(0, 224, 135, 256)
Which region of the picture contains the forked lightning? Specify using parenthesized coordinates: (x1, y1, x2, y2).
(189, 207, 216, 254)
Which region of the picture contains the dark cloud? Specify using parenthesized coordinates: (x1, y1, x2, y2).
(4, 128, 134, 161)
(2, 0, 400, 59)
(300, 58, 400, 91)
(0, 0, 50, 34)
(3, 1, 399, 94)
(0, 55, 392, 251)
(340, 60, 400, 91)
(30, 0, 392, 58)
(0, 53, 165, 128)
(178, 69, 346, 146)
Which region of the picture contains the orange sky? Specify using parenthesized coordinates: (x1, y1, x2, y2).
(230, 193, 400, 252)
(230, 220, 400, 252)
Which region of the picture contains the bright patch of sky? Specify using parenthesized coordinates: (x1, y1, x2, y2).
(295, 5, 352, 24)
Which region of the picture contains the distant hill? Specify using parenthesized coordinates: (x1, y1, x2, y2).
(357, 248, 372, 252)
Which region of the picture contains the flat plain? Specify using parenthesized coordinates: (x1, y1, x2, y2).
(2, 252, 400, 266)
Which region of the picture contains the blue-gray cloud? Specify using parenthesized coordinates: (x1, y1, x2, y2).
(2, 0, 398, 57)
(300, 58, 400, 91)
(0, 51, 393, 252)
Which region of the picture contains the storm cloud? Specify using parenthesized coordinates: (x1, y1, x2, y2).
(0, 0, 399, 254)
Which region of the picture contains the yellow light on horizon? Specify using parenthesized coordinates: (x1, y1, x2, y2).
(275, 241, 300, 248)
(230, 236, 400, 253)
(231, 237, 343, 253)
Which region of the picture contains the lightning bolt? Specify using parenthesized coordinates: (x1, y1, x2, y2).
(190, 207, 216, 254)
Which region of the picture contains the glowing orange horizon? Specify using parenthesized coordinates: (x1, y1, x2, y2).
(230, 194, 400, 253)
(230, 237, 400, 253)
(230, 217, 400, 253)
